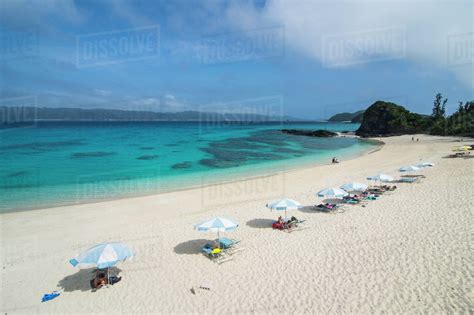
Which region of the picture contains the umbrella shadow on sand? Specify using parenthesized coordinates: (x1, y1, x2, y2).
(298, 206, 318, 214)
(174, 239, 209, 255)
(246, 218, 274, 229)
(321, 198, 344, 204)
(57, 267, 122, 292)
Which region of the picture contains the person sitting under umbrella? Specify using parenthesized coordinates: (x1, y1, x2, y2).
(286, 216, 299, 228)
(91, 270, 122, 290)
(91, 272, 108, 290)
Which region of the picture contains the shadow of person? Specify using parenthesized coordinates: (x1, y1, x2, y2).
(174, 239, 210, 255)
(57, 267, 122, 292)
(246, 218, 274, 229)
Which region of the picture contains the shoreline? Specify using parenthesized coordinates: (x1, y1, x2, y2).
(1, 134, 472, 313)
(1, 138, 383, 214)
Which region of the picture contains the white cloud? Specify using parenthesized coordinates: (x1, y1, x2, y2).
(0, 0, 83, 26)
(130, 94, 192, 112)
(225, 0, 473, 89)
(94, 89, 112, 96)
(107, 0, 156, 27)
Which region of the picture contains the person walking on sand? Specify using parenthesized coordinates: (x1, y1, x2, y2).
(412, 136, 414, 141)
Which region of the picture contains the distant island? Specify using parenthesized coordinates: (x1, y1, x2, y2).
(328, 110, 365, 123)
(0, 107, 300, 124)
(2, 95, 472, 138)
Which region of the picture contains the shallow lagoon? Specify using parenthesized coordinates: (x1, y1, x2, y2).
(0, 121, 377, 211)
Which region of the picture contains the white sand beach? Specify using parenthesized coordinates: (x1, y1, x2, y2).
(1, 135, 472, 314)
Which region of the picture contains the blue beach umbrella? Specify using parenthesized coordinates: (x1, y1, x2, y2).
(195, 217, 238, 245)
(69, 242, 134, 269)
(399, 165, 421, 172)
(416, 161, 435, 168)
(340, 182, 368, 192)
(317, 187, 348, 198)
(367, 173, 393, 183)
(266, 198, 302, 218)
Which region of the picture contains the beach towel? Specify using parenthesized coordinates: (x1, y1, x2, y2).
(41, 291, 61, 303)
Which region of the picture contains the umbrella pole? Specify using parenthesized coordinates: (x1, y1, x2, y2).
(217, 230, 220, 249)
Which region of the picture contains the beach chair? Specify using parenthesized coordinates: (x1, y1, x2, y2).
(367, 187, 386, 194)
(364, 194, 380, 201)
(217, 238, 244, 255)
(383, 185, 397, 191)
(401, 174, 425, 178)
(200, 244, 232, 264)
(272, 218, 307, 232)
(285, 218, 307, 233)
(343, 197, 368, 206)
(397, 177, 419, 183)
(201, 244, 221, 258)
(343, 199, 360, 204)
(314, 203, 339, 212)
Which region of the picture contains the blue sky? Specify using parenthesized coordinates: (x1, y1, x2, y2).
(0, 0, 472, 119)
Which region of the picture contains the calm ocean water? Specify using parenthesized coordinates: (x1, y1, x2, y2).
(0, 121, 378, 212)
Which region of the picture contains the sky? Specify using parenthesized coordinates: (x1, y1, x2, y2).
(0, 0, 473, 119)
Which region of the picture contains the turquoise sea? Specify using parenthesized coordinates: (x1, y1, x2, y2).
(0, 121, 378, 212)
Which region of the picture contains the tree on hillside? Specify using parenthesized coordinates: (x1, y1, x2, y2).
(446, 101, 474, 136)
(432, 93, 448, 119)
(430, 93, 448, 135)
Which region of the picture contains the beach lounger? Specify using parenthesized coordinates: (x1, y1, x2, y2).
(369, 185, 396, 192)
(272, 218, 306, 232)
(285, 219, 308, 233)
(200, 244, 233, 264)
(218, 237, 240, 249)
(314, 203, 339, 212)
(367, 188, 386, 194)
(343, 197, 369, 206)
(396, 177, 419, 183)
(378, 185, 397, 191)
(217, 238, 244, 255)
(201, 244, 221, 258)
(343, 199, 360, 204)
(364, 195, 380, 201)
(401, 174, 426, 178)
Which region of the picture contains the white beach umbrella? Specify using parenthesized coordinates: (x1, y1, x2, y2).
(266, 198, 302, 218)
(69, 242, 135, 283)
(399, 165, 421, 172)
(194, 217, 238, 245)
(69, 242, 134, 269)
(416, 162, 435, 168)
(453, 145, 472, 151)
(317, 187, 348, 198)
(367, 174, 393, 182)
(340, 182, 368, 192)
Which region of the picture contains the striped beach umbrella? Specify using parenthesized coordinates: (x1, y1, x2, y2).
(399, 165, 421, 172)
(367, 173, 393, 182)
(416, 161, 435, 168)
(266, 198, 302, 218)
(317, 187, 348, 198)
(69, 242, 134, 269)
(195, 217, 238, 245)
(340, 182, 368, 192)
(453, 145, 472, 151)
